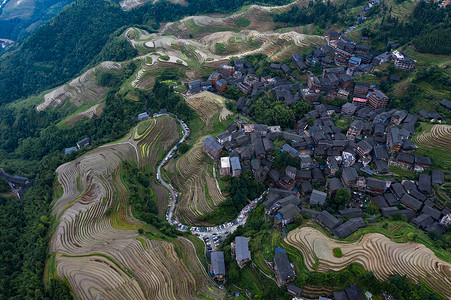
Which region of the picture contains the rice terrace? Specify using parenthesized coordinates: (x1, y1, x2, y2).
(164, 91, 231, 224)
(49, 116, 224, 299)
(286, 227, 451, 298)
(1, 0, 451, 298)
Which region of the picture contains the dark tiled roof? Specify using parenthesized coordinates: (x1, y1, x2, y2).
(334, 217, 366, 238)
(317, 210, 341, 230)
(235, 236, 251, 262)
(380, 206, 399, 217)
(431, 170, 444, 186)
(400, 194, 422, 211)
(419, 174, 431, 195)
(274, 251, 295, 281)
(421, 206, 441, 220)
(211, 251, 225, 275)
(373, 195, 388, 208)
(310, 190, 327, 205)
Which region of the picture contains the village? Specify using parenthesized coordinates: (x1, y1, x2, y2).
(185, 31, 451, 296)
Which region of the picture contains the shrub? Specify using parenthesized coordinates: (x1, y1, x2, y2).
(333, 247, 343, 257)
(159, 55, 170, 61)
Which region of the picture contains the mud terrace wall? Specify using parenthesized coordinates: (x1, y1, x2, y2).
(286, 227, 451, 299)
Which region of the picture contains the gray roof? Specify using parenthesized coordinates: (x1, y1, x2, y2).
(278, 195, 301, 207)
(230, 156, 241, 170)
(342, 167, 358, 182)
(380, 206, 399, 217)
(278, 203, 301, 220)
(328, 178, 342, 192)
(334, 217, 366, 238)
(421, 206, 441, 220)
(310, 190, 327, 205)
(366, 177, 386, 191)
(263, 194, 281, 209)
(384, 192, 398, 206)
(346, 284, 364, 300)
(410, 189, 426, 201)
(419, 174, 431, 195)
(374, 159, 389, 174)
(77, 137, 91, 147)
(317, 210, 340, 230)
(431, 170, 444, 186)
(204, 136, 222, 153)
(401, 194, 422, 211)
(286, 165, 297, 174)
(373, 195, 388, 208)
(263, 138, 274, 152)
(415, 155, 432, 166)
(357, 140, 372, 153)
(274, 251, 295, 281)
(412, 213, 434, 229)
(390, 183, 406, 199)
(235, 237, 251, 262)
(333, 290, 349, 300)
(339, 208, 362, 218)
(283, 144, 300, 157)
(400, 181, 416, 192)
(211, 251, 225, 275)
(287, 284, 302, 295)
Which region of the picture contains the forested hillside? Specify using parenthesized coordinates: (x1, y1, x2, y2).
(0, 0, 290, 105)
(0, 0, 75, 41)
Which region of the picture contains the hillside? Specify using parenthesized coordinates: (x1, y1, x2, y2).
(50, 116, 224, 299)
(0, 0, 76, 41)
(0, 0, 450, 298)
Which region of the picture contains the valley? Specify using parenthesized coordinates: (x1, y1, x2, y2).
(0, 0, 450, 299)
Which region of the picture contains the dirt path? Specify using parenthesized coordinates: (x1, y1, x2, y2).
(286, 227, 451, 299)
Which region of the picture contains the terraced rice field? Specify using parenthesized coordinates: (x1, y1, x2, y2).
(164, 92, 229, 224)
(165, 141, 225, 224)
(50, 116, 223, 299)
(37, 61, 121, 111)
(414, 124, 451, 150)
(286, 227, 451, 299)
(186, 91, 232, 130)
(134, 117, 181, 213)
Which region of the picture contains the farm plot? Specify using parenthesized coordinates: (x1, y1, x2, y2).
(37, 61, 122, 111)
(50, 116, 222, 300)
(164, 92, 229, 224)
(165, 141, 225, 224)
(133, 116, 181, 212)
(286, 227, 451, 299)
(415, 124, 451, 150)
(186, 91, 232, 132)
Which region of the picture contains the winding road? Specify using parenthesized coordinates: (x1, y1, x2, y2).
(154, 113, 268, 247)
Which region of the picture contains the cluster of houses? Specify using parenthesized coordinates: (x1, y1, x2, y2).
(0, 168, 32, 199)
(187, 35, 416, 122)
(203, 97, 448, 238)
(209, 236, 251, 281)
(64, 137, 92, 155)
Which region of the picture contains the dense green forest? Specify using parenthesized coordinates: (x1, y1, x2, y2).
(361, 1, 451, 54)
(274, 0, 366, 29)
(0, 0, 290, 105)
(0, 0, 75, 41)
(274, 0, 450, 55)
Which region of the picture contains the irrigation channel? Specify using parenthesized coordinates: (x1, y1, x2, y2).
(154, 113, 268, 249)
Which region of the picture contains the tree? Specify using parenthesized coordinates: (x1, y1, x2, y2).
(329, 188, 350, 211)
